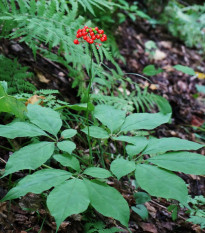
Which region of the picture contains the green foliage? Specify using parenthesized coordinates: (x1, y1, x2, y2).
(76, 0, 113, 16)
(0, 0, 205, 230)
(132, 204, 149, 221)
(143, 65, 163, 76)
(110, 158, 135, 180)
(92, 88, 171, 114)
(135, 164, 188, 203)
(0, 0, 123, 101)
(0, 55, 36, 94)
(174, 65, 195, 75)
(196, 84, 205, 94)
(184, 195, 205, 229)
(0, 82, 26, 119)
(161, 1, 205, 50)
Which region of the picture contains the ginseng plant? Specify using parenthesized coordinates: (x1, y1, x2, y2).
(73, 25, 107, 164)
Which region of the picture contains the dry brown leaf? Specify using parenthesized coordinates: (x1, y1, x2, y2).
(154, 50, 166, 61)
(149, 84, 157, 90)
(25, 95, 45, 106)
(159, 41, 172, 49)
(145, 202, 157, 218)
(37, 72, 50, 83)
(162, 65, 175, 72)
(140, 222, 158, 233)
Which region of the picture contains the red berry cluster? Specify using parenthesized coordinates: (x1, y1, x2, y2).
(73, 26, 107, 48)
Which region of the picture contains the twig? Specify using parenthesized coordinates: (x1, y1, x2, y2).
(150, 200, 187, 221)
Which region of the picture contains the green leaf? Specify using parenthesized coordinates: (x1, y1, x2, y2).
(57, 141, 76, 154)
(47, 179, 90, 230)
(84, 179, 130, 227)
(2, 169, 72, 201)
(0, 84, 26, 119)
(83, 167, 112, 179)
(94, 105, 126, 133)
(110, 158, 135, 180)
(134, 192, 151, 204)
(68, 103, 95, 112)
(112, 136, 148, 145)
(196, 85, 205, 94)
(167, 205, 178, 221)
(174, 65, 195, 75)
(0, 122, 47, 139)
(143, 65, 163, 76)
(61, 129, 77, 139)
(143, 137, 203, 154)
(148, 152, 205, 175)
(3, 142, 55, 177)
(53, 154, 80, 171)
(187, 216, 205, 228)
(125, 137, 148, 157)
(120, 112, 171, 132)
(145, 41, 157, 50)
(27, 104, 62, 136)
(81, 126, 109, 139)
(135, 164, 188, 203)
(132, 204, 148, 220)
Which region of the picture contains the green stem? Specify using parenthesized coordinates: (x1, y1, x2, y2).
(7, 139, 16, 151)
(0, 145, 14, 152)
(86, 45, 93, 165)
(41, 164, 52, 169)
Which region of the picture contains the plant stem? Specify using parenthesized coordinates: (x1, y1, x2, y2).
(42, 164, 52, 169)
(0, 145, 14, 152)
(86, 45, 93, 165)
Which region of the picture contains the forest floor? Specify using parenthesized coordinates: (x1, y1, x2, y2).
(0, 18, 205, 233)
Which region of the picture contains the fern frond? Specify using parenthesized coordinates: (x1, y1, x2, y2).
(0, 55, 36, 94)
(75, 0, 113, 15)
(35, 89, 59, 95)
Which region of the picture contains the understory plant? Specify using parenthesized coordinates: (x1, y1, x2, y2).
(0, 0, 205, 232)
(0, 82, 205, 230)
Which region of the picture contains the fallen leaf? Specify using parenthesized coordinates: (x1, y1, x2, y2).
(153, 50, 166, 61)
(195, 72, 205, 79)
(159, 41, 172, 49)
(191, 115, 204, 127)
(145, 202, 157, 218)
(25, 95, 45, 106)
(37, 72, 50, 83)
(140, 223, 158, 233)
(162, 65, 175, 72)
(149, 84, 157, 90)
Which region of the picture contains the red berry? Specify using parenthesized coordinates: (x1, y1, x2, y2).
(76, 34, 81, 38)
(89, 29, 93, 33)
(95, 27, 98, 31)
(102, 34, 107, 41)
(96, 34, 100, 39)
(83, 36, 87, 40)
(91, 35, 96, 40)
(100, 37, 105, 42)
(84, 26, 88, 29)
(82, 31, 87, 36)
(77, 29, 81, 33)
(89, 39, 94, 44)
(98, 30, 104, 34)
(90, 32, 94, 36)
(78, 32, 82, 37)
(74, 39, 79, 44)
